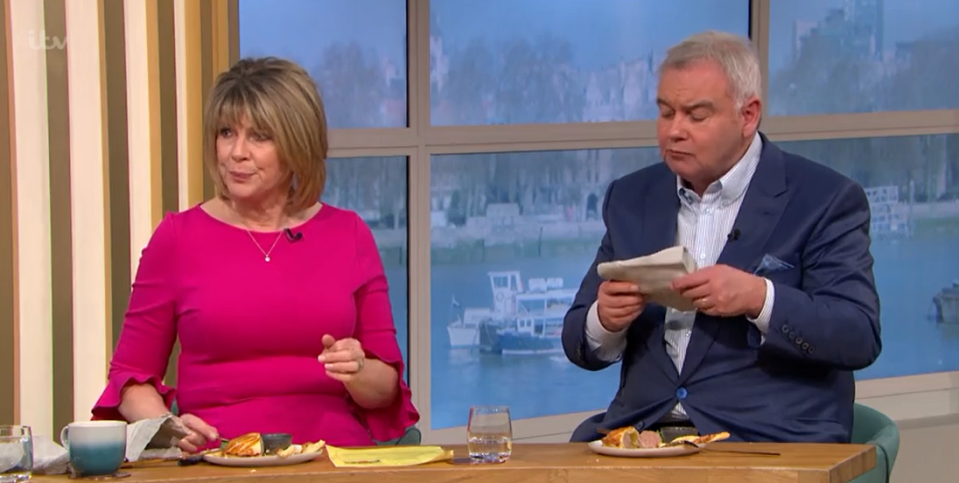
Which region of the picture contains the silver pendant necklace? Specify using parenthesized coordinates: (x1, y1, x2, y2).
(244, 229, 283, 262)
(232, 204, 284, 262)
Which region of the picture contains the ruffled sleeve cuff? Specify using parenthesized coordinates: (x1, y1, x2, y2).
(91, 373, 177, 421)
(355, 348, 420, 443)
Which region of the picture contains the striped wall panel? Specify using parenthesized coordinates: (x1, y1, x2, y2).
(157, 0, 179, 217)
(1, 0, 214, 438)
(44, 0, 74, 437)
(8, 0, 54, 437)
(105, 0, 131, 351)
(173, 0, 204, 210)
(64, 0, 113, 424)
(0, 0, 18, 429)
(125, 0, 166, 286)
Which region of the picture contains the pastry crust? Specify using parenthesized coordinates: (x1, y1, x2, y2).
(600, 427, 662, 449)
(216, 433, 327, 459)
(692, 431, 730, 445)
(661, 431, 731, 447)
(601, 426, 640, 448)
(275, 440, 326, 458)
(663, 434, 700, 446)
(223, 433, 264, 457)
(215, 433, 326, 459)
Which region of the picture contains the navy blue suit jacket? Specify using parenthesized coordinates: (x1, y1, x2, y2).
(562, 134, 881, 443)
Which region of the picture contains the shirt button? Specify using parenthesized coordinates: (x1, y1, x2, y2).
(676, 387, 688, 400)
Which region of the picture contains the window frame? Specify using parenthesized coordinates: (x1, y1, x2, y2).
(222, 0, 959, 443)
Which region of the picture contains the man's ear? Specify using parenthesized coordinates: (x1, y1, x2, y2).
(740, 96, 762, 136)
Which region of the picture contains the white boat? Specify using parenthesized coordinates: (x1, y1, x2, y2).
(447, 306, 490, 348)
(498, 286, 575, 355)
(447, 271, 576, 355)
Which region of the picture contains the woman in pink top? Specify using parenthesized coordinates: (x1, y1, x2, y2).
(92, 57, 419, 450)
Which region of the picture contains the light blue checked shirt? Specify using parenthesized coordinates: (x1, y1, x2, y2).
(585, 133, 775, 422)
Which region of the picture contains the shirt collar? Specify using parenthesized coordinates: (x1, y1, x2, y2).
(676, 132, 763, 206)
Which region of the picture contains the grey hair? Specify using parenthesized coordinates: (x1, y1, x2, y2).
(659, 31, 762, 107)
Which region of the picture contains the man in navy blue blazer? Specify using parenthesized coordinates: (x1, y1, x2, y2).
(562, 31, 881, 444)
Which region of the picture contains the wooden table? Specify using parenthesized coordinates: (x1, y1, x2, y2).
(34, 442, 876, 483)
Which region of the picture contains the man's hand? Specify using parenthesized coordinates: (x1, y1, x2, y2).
(597, 281, 645, 332)
(671, 264, 766, 318)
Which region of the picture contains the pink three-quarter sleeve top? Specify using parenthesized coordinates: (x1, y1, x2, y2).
(91, 204, 419, 446)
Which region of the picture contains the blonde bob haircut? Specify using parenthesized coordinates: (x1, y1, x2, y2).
(203, 56, 329, 214)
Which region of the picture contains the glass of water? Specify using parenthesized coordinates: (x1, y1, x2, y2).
(467, 405, 512, 463)
(0, 425, 32, 482)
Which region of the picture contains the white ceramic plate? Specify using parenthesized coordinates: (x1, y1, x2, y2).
(203, 447, 323, 467)
(587, 440, 700, 458)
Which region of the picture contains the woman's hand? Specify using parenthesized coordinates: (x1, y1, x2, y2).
(318, 334, 399, 409)
(173, 414, 220, 453)
(318, 334, 367, 383)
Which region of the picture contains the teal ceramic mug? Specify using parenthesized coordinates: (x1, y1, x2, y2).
(59, 421, 127, 477)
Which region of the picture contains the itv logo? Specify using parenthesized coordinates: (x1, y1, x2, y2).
(28, 29, 67, 50)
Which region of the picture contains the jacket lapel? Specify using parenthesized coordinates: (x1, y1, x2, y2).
(639, 169, 681, 381)
(640, 169, 680, 258)
(678, 135, 790, 383)
(715, 135, 789, 272)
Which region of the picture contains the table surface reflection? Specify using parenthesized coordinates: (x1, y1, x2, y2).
(33, 442, 876, 483)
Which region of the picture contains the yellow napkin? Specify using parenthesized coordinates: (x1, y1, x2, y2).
(325, 445, 453, 467)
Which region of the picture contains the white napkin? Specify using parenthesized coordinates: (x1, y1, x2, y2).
(24, 415, 189, 475)
(126, 414, 190, 462)
(597, 246, 698, 311)
(5, 435, 68, 475)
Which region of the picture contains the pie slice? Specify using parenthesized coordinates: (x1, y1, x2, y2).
(660, 434, 700, 448)
(302, 440, 326, 454)
(635, 430, 664, 449)
(662, 431, 731, 447)
(601, 427, 663, 449)
(601, 426, 639, 448)
(275, 440, 326, 459)
(692, 431, 730, 445)
(223, 432, 264, 457)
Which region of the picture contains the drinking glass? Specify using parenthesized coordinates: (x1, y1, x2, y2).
(0, 425, 32, 482)
(467, 405, 512, 463)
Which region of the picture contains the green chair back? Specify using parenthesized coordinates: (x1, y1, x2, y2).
(376, 426, 422, 446)
(849, 403, 900, 483)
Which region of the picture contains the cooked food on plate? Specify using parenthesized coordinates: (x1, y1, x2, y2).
(600, 426, 637, 448)
(599, 427, 731, 449)
(212, 432, 326, 458)
(223, 432, 264, 457)
(600, 427, 663, 449)
(661, 431, 730, 447)
(276, 440, 326, 458)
